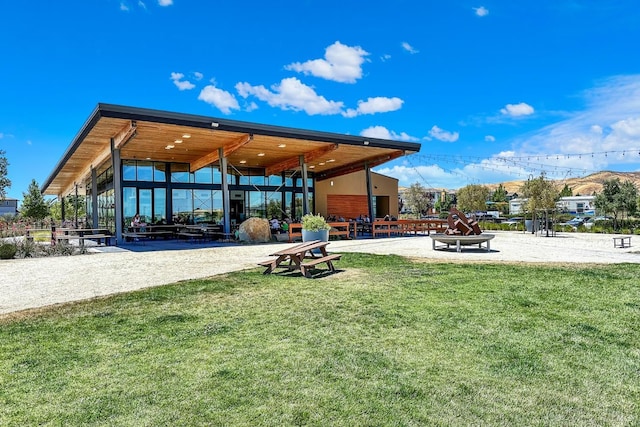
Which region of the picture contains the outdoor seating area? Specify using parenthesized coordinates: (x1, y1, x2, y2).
(51, 227, 113, 247)
(123, 224, 235, 244)
(259, 240, 341, 278)
(284, 219, 447, 242)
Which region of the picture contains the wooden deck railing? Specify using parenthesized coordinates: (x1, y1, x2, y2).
(285, 219, 447, 242)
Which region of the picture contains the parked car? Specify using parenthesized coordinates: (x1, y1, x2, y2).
(584, 216, 612, 229)
(561, 216, 591, 229)
(502, 217, 523, 228)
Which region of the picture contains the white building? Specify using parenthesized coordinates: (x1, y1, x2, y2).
(0, 198, 18, 216)
(509, 195, 595, 216)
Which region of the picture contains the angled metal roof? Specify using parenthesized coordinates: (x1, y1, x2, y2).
(43, 103, 421, 196)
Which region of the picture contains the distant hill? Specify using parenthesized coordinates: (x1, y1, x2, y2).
(484, 171, 640, 196)
(399, 171, 640, 196)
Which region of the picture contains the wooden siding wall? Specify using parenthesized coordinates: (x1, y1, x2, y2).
(327, 195, 369, 220)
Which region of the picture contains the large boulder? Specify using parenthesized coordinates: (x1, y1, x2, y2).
(238, 217, 271, 243)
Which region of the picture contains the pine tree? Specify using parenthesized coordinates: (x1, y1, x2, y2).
(20, 179, 50, 220)
(0, 149, 10, 200)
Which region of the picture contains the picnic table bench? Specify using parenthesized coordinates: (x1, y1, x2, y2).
(53, 228, 112, 246)
(259, 240, 341, 278)
(613, 236, 632, 248)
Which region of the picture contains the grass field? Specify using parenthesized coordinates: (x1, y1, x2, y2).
(1, 253, 639, 425)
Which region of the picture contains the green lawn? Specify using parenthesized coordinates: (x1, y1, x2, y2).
(1, 253, 639, 426)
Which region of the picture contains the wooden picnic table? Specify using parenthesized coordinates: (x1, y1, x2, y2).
(55, 228, 112, 246)
(259, 240, 341, 278)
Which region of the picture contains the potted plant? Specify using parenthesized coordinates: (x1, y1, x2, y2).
(301, 213, 331, 243)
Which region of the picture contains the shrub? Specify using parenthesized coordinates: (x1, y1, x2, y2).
(301, 214, 331, 231)
(0, 243, 17, 260)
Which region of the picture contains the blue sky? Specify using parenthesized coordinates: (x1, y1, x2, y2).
(2, 1, 640, 201)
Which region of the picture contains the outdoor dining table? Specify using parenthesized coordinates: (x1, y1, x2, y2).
(259, 240, 342, 278)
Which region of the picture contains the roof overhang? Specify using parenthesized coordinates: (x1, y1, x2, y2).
(42, 103, 421, 196)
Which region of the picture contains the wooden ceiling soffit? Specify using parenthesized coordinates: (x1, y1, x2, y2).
(191, 133, 252, 171)
(112, 121, 137, 150)
(315, 150, 404, 181)
(265, 144, 338, 176)
(60, 145, 114, 197)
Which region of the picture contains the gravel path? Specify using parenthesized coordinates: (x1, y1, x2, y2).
(1, 231, 637, 315)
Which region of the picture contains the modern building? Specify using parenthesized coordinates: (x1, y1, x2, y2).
(509, 195, 596, 216)
(42, 104, 421, 243)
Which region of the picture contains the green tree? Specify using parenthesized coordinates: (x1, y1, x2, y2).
(0, 149, 10, 200)
(595, 178, 638, 230)
(49, 196, 86, 222)
(456, 184, 490, 214)
(520, 173, 559, 235)
(20, 179, 50, 221)
(559, 184, 573, 198)
(491, 184, 508, 203)
(404, 182, 432, 218)
(435, 192, 455, 215)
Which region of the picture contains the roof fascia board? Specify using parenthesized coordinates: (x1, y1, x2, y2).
(97, 103, 422, 152)
(41, 104, 103, 195)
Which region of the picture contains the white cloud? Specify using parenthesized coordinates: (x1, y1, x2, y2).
(485, 135, 496, 142)
(198, 85, 240, 114)
(401, 42, 419, 54)
(285, 41, 369, 83)
(428, 125, 459, 142)
(360, 126, 419, 142)
(343, 97, 404, 118)
(193, 72, 203, 81)
(158, 0, 173, 6)
(235, 77, 344, 115)
(500, 102, 534, 117)
(381, 54, 392, 62)
(170, 72, 195, 90)
(496, 74, 640, 174)
(245, 102, 258, 112)
(120, 2, 129, 11)
(473, 6, 489, 17)
(138, 1, 146, 9)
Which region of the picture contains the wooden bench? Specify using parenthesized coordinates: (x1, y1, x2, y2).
(177, 231, 206, 242)
(56, 233, 112, 246)
(372, 221, 402, 238)
(300, 253, 342, 278)
(286, 222, 355, 242)
(613, 236, 632, 248)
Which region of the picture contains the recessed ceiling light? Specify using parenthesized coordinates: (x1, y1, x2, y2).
(309, 165, 315, 169)
(174, 139, 183, 144)
(239, 160, 247, 164)
(327, 159, 335, 163)
(257, 153, 265, 157)
(165, 145, 175, 149)
(278, 144, 286, 148)
(319, 162, 325, 166)
(182, 133, 191, 138)
(145, 157, 151, 160)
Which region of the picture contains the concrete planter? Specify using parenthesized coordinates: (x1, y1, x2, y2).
(302, 229, 329, 243)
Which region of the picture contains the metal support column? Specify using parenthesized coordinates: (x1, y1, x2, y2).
(91, 167, 99, 228)
(74, 183, 79, 228)
(111, 140, 123, 244)
(365, 162, 375, 223)
(300, 155, 310, 215)
(219, 148, 231, 236)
